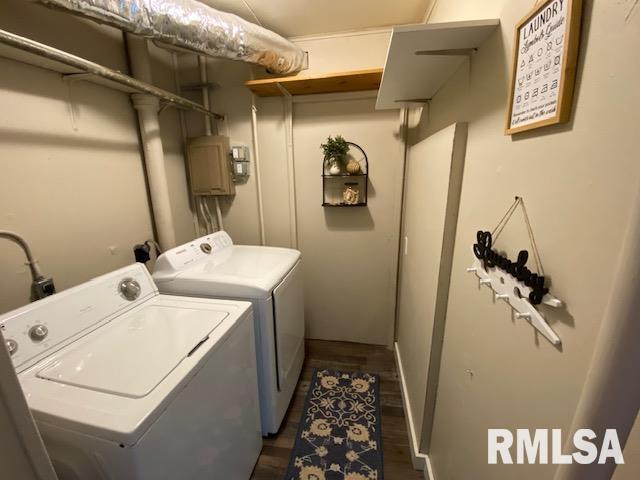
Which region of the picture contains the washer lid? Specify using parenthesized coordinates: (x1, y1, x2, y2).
(37, 305, 226, 398)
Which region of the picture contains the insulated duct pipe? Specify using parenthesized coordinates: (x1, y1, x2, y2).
(127, 34, 177, 250)
(37, 0, 308, 75)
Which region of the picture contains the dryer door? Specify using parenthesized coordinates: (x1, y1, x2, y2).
(272, 261, 305, 391)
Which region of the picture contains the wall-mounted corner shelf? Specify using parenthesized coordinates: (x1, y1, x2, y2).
(322, 142, 368, 207)
(0, 28, 223, 119)
(245, 68, 383, 97)
(376, 19, 500, 110)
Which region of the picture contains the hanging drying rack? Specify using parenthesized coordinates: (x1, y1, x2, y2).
(0, 28, 224, 120)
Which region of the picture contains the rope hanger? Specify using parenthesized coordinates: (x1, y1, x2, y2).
(490, 196, 545, 276)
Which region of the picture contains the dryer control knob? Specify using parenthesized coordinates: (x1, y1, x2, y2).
(29, 324, 48, 342)
(5, 339, 18, 356)
(119, 278, 141, 301)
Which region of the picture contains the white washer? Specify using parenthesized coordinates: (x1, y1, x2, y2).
(153, 231, 305, 435)
(0, 264, 262, 480)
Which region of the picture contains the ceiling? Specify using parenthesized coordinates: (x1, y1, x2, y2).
(198, 0, 431, 38)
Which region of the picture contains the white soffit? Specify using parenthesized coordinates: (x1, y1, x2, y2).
(198, 0, 432, 37)
(376, 19, 500, 110)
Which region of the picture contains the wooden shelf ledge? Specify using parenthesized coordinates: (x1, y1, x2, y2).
(246, 68, 383, 97)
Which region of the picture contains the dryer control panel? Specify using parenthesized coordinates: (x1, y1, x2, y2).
(154, 231, 233, 275)
(0, 264, 157, 373)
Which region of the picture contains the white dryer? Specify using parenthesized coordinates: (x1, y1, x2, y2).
(153, 231, 305, 434)
(0, 264, 262, 480)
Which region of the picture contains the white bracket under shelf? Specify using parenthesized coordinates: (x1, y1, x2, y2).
(467, 253, 563, 346)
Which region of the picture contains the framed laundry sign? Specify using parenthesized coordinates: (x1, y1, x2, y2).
(505, 0, 583, 134)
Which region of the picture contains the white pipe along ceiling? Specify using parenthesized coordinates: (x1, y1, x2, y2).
(35, 0, 308, 74)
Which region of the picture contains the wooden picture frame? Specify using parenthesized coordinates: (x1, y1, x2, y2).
(505, 0, 583, 134)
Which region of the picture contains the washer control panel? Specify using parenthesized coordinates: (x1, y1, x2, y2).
(0, 263, 157, 372)
(154, 231, 233, 273)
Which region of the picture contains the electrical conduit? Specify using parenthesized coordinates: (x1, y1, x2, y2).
(250, 98, 266, 245)
(197, 55, 223, 232)
(276, 83, 298, 249)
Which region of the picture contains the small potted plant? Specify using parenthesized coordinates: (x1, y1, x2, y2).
(321, 135, 350, 175)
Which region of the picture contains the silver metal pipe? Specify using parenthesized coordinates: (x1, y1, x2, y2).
(0, 231, 43, 281)
(0, 28, 224, 120)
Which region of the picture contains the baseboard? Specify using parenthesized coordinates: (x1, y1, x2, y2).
(424, 455, 436, 480)
(393, 342, 435, 479)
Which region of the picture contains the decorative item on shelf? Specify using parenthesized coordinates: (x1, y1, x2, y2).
(321, 135, 350, 175)
(346, 158, 361, 175)
(343, 183, 360, 205)
(466, 197, 565, 346)
(328, 162, 342, 176)
(321, 141, 369, 207)
(505, 0, 583, 134)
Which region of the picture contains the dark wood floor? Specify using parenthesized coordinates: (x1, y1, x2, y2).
(250, 339, 424, 479)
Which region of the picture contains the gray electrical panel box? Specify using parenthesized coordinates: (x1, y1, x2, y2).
(187, 135, 235, 196)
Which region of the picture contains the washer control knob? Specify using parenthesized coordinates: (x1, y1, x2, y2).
(29, 325, 48, 342)
(6, 339, 18, 356)
(200, 243, 212, 254)
(119, 278, 141, 301)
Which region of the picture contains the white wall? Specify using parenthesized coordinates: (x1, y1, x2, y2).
(396, 123, 467, 448)
(194, 30, 403, 345)
(293, 95, 405, 345)
(291, 30, 391, 75)
(614, 413, 640, 480)
(0, 0, 194, 313)
(395, 1, 640, 479)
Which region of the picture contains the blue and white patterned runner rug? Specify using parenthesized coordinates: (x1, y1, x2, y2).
(284, 370, 383, 480)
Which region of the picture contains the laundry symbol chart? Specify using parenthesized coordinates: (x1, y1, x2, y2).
(508, 0, 574, 131)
